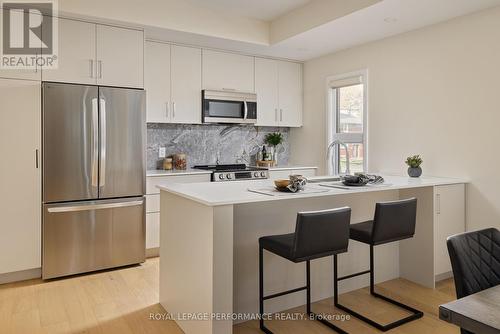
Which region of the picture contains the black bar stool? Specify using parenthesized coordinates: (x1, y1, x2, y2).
(259, 207, 351, 334)
(446, 228, 500, 334)
(334, 198, 423, 332)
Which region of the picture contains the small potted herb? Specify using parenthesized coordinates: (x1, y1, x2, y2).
(405, 155, 423, 177)
(264, 132, 284, 164)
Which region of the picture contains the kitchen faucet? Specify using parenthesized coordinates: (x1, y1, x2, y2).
(327, 139, 351, 175)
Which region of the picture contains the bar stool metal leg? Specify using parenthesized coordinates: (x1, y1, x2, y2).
(259, 248, 348, 334)
(333, 245, 424, 332)
(259, 245, 272, 334)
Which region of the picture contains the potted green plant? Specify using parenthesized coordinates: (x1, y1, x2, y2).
(405, 155, 423, 177)
(264, 132, 284, 164)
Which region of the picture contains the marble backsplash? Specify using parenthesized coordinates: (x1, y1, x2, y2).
(147, 123, 290, 170)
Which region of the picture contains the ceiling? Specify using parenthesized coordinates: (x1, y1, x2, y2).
(185, 0, 311, 21)
(147, 0, 500, 61)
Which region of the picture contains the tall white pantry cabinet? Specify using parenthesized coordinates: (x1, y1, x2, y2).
(0, 79, 41, 276)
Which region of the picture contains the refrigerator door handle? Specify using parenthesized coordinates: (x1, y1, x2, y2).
(91, 98, 99, 188)
(47, 200, 144, 213)
(99, 97, 106, 188)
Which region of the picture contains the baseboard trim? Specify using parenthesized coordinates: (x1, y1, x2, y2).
(435, 271, 453, 282)
(0, 267, 41, 285)
(146, 247, 159, 258)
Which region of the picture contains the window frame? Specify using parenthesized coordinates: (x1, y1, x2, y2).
(326, 69, 368, 175)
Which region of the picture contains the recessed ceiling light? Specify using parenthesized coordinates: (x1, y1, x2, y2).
(384, 17, 398, 23)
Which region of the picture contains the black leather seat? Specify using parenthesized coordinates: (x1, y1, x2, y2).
(348, 221, 372, 244)
(446, 228, 500, 334)
(349, 198, 418, 245)
(334, 198, 423, 332)
(259, 207, 351, 334)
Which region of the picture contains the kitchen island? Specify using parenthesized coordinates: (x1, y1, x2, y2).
(158, 175, 466, 334)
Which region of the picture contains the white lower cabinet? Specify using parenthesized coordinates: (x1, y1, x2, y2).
(145, 173, 211, 251)
(0, 79, 41, 274)
(434, 184, 466, 277)
(146, 212, 160, 250)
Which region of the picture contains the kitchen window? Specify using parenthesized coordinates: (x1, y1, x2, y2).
(327, 70, 367, 175)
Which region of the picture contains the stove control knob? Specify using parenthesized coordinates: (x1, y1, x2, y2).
(254, 172, 260, 178)
(260, 172, 267, 177)
(226, 173, 232, 179)
(218, 174, 224, 180)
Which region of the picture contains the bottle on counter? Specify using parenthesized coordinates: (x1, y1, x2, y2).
(163, 157, 173, 170)
(262, 145, 268, 161)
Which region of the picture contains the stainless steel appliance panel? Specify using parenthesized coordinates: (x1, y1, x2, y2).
(202, 89, 257, 124)
(43, 83, 99, 202)
(98, 87, 145, 199)
(42, 197, 145, 279)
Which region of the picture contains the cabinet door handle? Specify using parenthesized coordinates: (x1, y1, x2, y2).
(165, 102, 169, 119)
(436, 194, 441, 215)
(275, 108, 278, 122)
(89, 59, 94, 78)
(280, 109, 283, 122)
(35, 149, 39, 169)
(98, 60, 103, 79)
(172, 102, 176, 118)
(221, 88, 236, 91)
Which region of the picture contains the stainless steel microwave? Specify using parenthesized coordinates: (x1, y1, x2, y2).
(202, 90, 257, 124)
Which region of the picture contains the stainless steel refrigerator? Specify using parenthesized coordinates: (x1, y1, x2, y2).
(42, 82, 146, 279)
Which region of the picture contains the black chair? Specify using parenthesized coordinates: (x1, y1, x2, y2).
(259, 207, 352, 334)
(446, 228, 500, 334)
(334, 198, 423, 332)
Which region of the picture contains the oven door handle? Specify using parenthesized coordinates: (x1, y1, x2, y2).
(243, 100, 248, 120)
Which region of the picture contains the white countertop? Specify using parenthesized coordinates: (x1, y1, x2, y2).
(147, 166, 317, 177)
(157, 175, 467, 206)
(146, 169, 212, 177)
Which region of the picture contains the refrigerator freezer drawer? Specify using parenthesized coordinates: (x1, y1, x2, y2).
(42, 197, 145, 279)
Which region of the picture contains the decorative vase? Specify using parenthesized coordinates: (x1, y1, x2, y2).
(272, 146, 278, 166)
(408, 167, 422, 178)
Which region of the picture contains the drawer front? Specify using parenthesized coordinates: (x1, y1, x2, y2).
(146, 212, 160, 249)
(146, 194, 160, 213)
(146, 174, 211, 194)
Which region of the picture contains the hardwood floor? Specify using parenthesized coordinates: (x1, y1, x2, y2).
(0, 258, 459, 334)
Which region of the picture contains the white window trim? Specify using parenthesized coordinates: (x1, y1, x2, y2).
(325, 69, 369, 175)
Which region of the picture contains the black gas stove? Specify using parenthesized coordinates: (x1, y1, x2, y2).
(193, 164, 269, 182)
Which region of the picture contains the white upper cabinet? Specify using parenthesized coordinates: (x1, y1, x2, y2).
(255, 58, 279, 126)
(145, 42, 202, 124)
(42, 19, 144, 88)
(145, 41, 171, 123)
(97, 25, 144, 88)
(0, 79, 41, 274)
(43, 18, 96, 85)
(170, 45, 202, 124)
(202, 50, 254, 92)
(278, 61, 302, 127)
(255, 58, 303, 127)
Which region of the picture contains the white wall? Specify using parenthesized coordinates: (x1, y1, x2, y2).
(290, 5, 500, 231)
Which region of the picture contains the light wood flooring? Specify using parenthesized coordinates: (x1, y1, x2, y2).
(0, 258, 459, 333)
